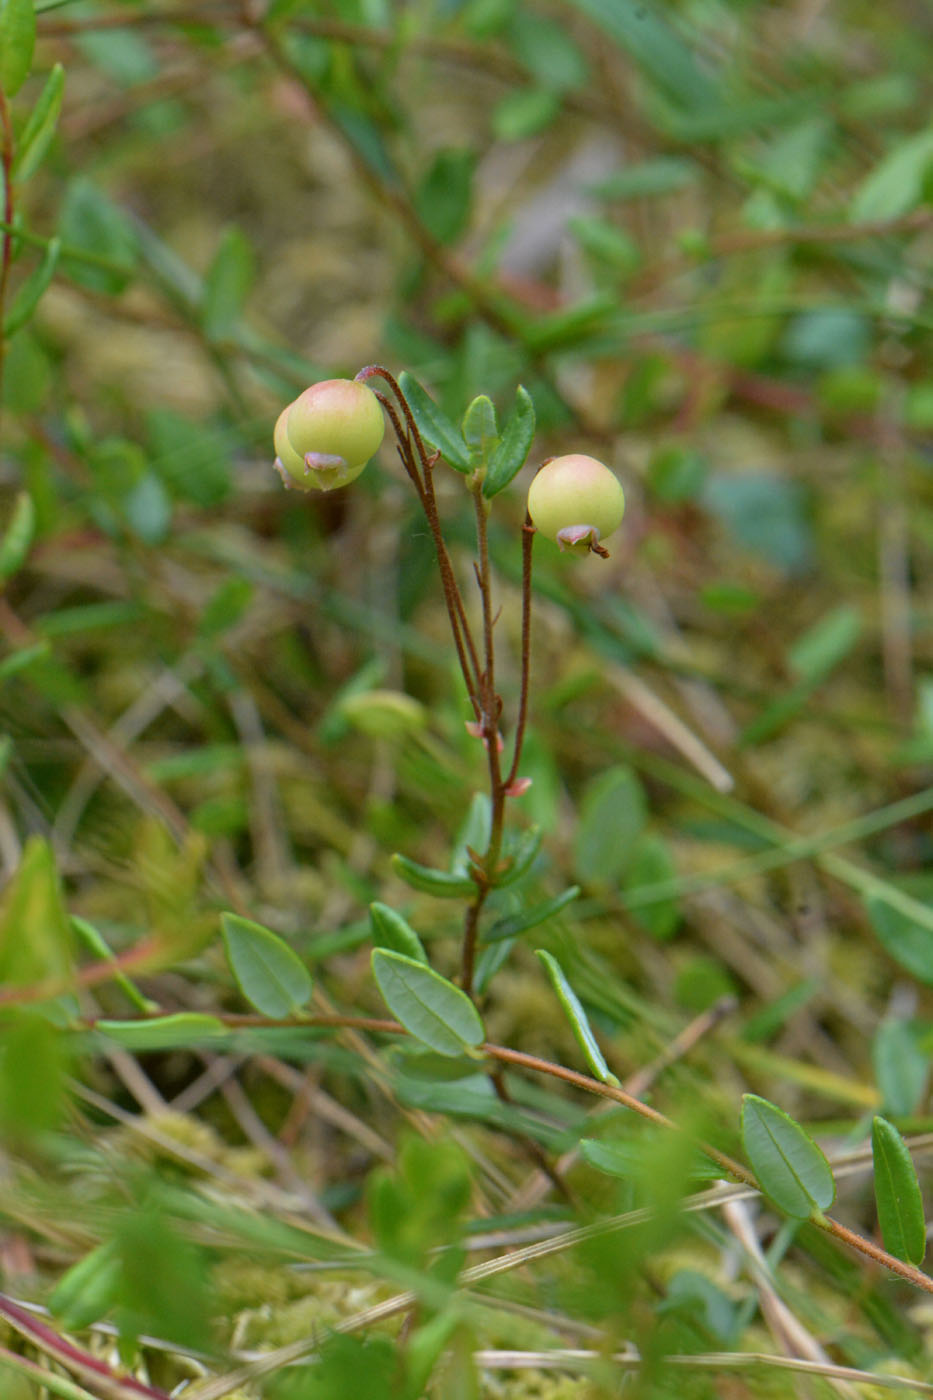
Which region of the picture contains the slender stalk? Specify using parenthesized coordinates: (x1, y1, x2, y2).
(504, 515, 536, 789)
(0, 1293, 171, 1399)
(459, 482, 509, 997)
(91, 1008, 933, 1295)
(356, 366, 483, 705)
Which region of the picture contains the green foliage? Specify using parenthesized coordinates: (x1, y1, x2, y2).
(536, 948, 618, 1084)
(0, 837, 74, 992)
(397, 372, 472, 472)
(369, 1132, 471, 1268)
(221, 912, 313, 1018)
(483, 384, 535, 497)
(872, 1117, 926, 1266)
(0, 0, 35, 96)
(202, 225, 255, 343)
(372, 949, 485, 1056)
(369, 900, 428, 963)
(113, 1193, 213, 1350)
(741, 1095, 836, 1219)
(573, 765, 646, 887)
(14, 63, 64, 181)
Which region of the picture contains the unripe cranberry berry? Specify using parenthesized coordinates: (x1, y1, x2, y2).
(273, 378, 385, 492)
(527, 454, 625, 556)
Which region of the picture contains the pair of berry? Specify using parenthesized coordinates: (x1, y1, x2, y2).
(274, 379, 625, 555)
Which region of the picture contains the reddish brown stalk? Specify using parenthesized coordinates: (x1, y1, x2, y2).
(356, 366, 483, 706)
(0, 1293, 171, 1399)
(504, 516, 536, 790)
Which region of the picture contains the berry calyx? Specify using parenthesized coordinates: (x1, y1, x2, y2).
(272, 378, 385, 492)
(527, 453, 625, 557)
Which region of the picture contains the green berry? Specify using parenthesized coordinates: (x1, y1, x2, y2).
(273, 378, 385, 492)
(527, 454, 625, 556)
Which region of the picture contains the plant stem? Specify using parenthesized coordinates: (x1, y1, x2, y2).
(504, 515, 536, 790)
(356, 365, 483, 708)
(96, 1007, 933, 1295)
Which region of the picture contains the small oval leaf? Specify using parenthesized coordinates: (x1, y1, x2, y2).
(221, 912, 312, 1018)
(536, 948, 618, 1085)
(371, 948, 484, 1057)
(0, 0, 36, 96)
(391, 852, 477, 899)
(483, 886, 580, 943)
(369, 902, 428, 964)
(461, 394, 499, 461)
(15, 62, 65, 182)
(3, 237, 61, 338)
(0, 490, 35, 581)
(741, 1094, 836, 1219)
(397, 372, 472, 472)
(492, 826, 542, 888)
(872, 1116, 927, 1266)
(484, 385, 536, 498)
(202, 225, 254, 342)
(580, 1137, 721, 1182)
(95, 1013, 226, 1051)
(50, 1241, 121, 1332)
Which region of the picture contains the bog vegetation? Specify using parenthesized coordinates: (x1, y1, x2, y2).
(0, 1, 932, 1397)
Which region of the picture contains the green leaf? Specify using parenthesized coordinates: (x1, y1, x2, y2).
(391, 852, 477, 899)
(114, 1196, 212, 1350)
(566, 0, 718, 114)
(493, 826, 542, 888)
(372, 949, 485, 1057)
(536, 949, 618, 1084)
(625, 835, 680, 941)
(198, 576, 253, 640)
(569, 216, 642, 272)
(369, 902, 428, 964)
(483, 886, 581, 943)
(580, 1137, 721, 1181)
(741, 1094, 835, 1219)
(492, 88, 560, 142)
(50, 1241, 121, 1332)
(573, 765, 647, 886)
(483, 385, 536, 498)
(461, 394, 499, 462)
(0, 0, 35, 95)
(590, 157, 699, 200)
(508, 10, 588, 92)
(202, 225, 255, 342)
(3, 237, 61, 337)
(0, 490, 34, 580)
(0, 836, 74, 993)
(852, 127, 933, 223)
(221, 913, 312, 1018)
(95, 1013, 226, 1051)
(71, 915, 155, 1015)
(0, 1011, 69, 1139)
(872, 1116, 926, 1265)
(15, 62, 65, 181)
(414, 148, 475, 246)
(866, 893, 933, 985)
(873, 1019, 929, 1118)
(451, 792, 491, 878)
(397, 372, 472, 472)
(787, 605, 861, 683)
(148, 409, 232, 506)
(59, 179, 138, 295)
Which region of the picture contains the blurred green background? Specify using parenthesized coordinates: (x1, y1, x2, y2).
(1, 0, 933, 1392)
